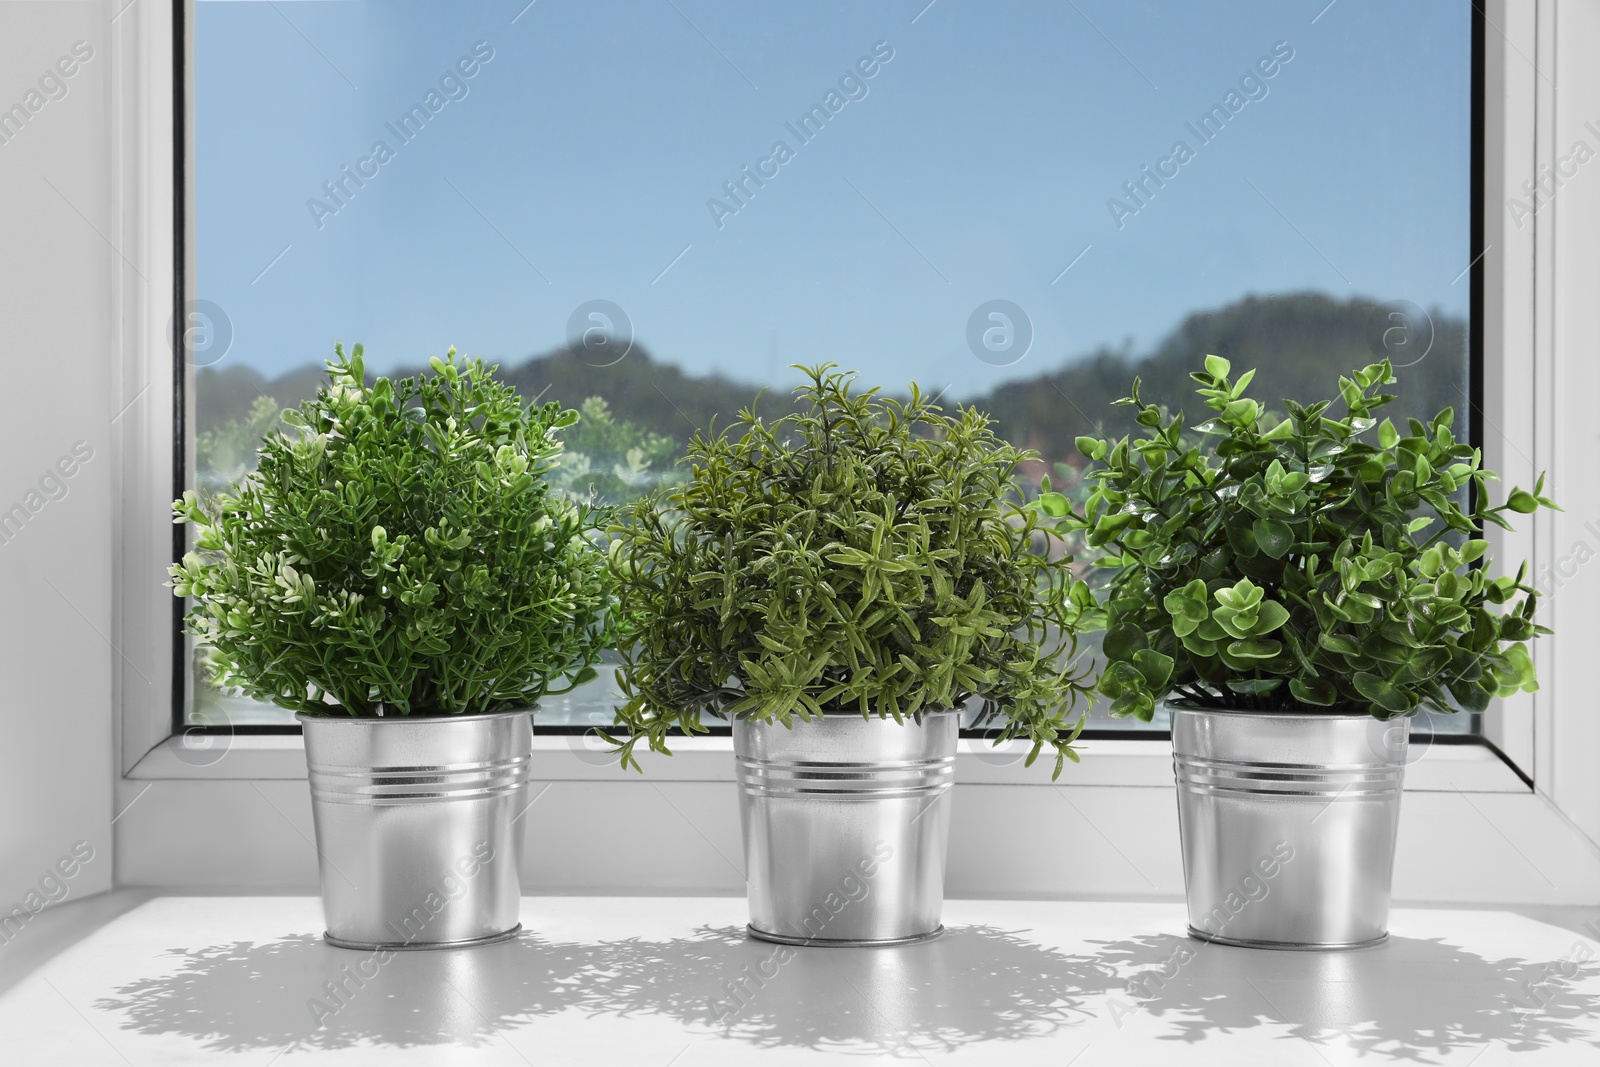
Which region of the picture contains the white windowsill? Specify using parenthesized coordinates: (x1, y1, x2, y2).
(126, 732, 1531, 792)
(11, 893, 1600, 1063)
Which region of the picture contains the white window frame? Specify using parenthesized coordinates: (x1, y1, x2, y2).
(110, 0, 1600, 901)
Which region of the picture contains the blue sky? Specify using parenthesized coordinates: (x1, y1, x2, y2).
(196, 0, 1470, 396)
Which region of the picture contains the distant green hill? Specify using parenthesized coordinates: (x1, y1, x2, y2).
(194, 344, 782, 447)
(969, 292, 1467, 472)
(195, 291, 1469, 483)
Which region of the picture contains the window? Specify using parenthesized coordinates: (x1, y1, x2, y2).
(183, 0, 1477, 740)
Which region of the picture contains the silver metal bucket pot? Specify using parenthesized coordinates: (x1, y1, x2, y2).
(734, 710, 958, 946)
(1171, 705, 1407, 950)
(297, 710, 533, 950)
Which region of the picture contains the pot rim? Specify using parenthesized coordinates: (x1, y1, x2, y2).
(294, 707, 536, 726)
(733, 706, 961, 722)
(1165, 698, 1404, 721)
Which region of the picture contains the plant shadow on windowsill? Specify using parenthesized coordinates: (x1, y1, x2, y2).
(91, 925, 1600, 1057)
(1090, 932, 1600, 1059)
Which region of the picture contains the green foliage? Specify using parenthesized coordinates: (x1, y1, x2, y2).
(171, 345, 617, 717)
(1038, 356, 1556, 721)
(196, 394, 284, 492)
(550, 396, 678, 505)
(607, 365, 1097, 776)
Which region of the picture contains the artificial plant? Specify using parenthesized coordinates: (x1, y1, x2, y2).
(1039, 355, 1555, 720)
(171, 345, 616, 716)
(606, 364, 1096, 775)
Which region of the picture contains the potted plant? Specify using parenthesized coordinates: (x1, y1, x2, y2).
(1040, 356, 1554, 948)
(605, 365, 1095, 945)
(171, 345, 616, 949)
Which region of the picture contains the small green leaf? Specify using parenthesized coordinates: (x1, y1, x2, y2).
(1505, 488, 1540, 514)
(1037, 492, 1071, 518)
(1353, 671, 1413, 713)
(1253, 518, 1294, 559)
(1103, 622, 1149, 661)
(1214, 578, 1263, 611)
(1319, 633, 1361, 656)
(1252, 599, 1290, 635)
(1162, 578, 1209, 637)
(1225, 637, 1282, 660)
(1288, 677, 1338, 706)
(1130, 648, 1174, 689)
(1262, 418, 1295, 441)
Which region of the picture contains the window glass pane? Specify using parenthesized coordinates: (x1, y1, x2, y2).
(190, 0, 1473, 734)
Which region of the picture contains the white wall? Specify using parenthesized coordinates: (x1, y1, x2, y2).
(1542, 0, 1600, 853)
(0, 1, 116, 916)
